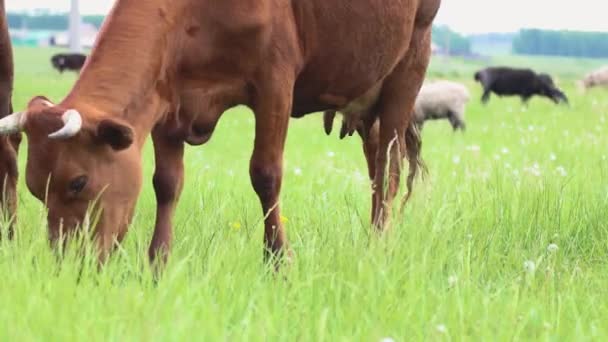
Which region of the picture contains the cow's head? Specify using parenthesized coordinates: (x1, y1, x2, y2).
(51, 55, 66, 68)
(0, 97, 143, 252)
(537, 74, 569, 105)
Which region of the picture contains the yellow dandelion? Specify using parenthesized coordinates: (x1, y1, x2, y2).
(280, 215, 288, 224)
(231, 222, 242, 230)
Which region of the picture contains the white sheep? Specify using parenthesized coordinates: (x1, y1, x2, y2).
(323, 80, 470, 138)
(414, 80, 470, 131)
(579, 66, 608, 90)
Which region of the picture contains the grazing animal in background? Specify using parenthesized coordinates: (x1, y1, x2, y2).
(0, 0, 21, 239)
(414, 80, 469, 131)
(474, 67, 568, 105)
(0, 0, 441, 266)
(50, 53, 87, 73)
(324, 80, 469, 137)
(579, 66, 608, 90)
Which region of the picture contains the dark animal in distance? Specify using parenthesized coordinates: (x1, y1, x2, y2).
(474, 67, 568, 105)
(0, 0, 441, 267)
(50, 53, 87, 73)
(0, 0, 21, 239)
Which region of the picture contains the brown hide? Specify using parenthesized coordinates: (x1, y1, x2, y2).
(0, 0, 19, 238)
(11, 0, 441, 264)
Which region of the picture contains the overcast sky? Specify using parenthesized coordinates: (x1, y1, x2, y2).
(8, 0, 608, 35)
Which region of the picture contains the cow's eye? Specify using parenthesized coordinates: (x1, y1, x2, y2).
(68, 175, 88, 194)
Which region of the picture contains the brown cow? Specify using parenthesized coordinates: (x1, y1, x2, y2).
(0, 0, 20, 239)
(0, 0, 441, 264)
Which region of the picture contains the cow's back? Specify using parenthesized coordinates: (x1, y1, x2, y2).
(489, 68, 537, 95)
(291, 0, 437, 116)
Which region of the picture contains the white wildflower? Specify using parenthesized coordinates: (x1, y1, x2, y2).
(327, 151, 335, 158)
(452, 155, 461, 164)
(501, 147, 510, 154)
(466, 145, 480, 152)
(353, 170, 365, 181)
(549, 153, 557, 161)
(448, 275, 458, 287)
(524, 163, 542, 177)
(293, 167, 302, 176)
(556, 166, 567, 177)
(436, 324, 447, 334)
(523, 260, 536, 273)
(493, 154, 501, 161)
(547, 243, 559, 253)
(379, 338, 395, 342)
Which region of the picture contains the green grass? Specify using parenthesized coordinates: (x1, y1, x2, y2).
(3, 47, 608, 340)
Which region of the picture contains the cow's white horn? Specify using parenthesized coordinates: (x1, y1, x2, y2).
(48, 109, 83, 139)
(0, 112, 26, 135)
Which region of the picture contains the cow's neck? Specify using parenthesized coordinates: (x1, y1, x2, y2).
(61, 1, 177, 146)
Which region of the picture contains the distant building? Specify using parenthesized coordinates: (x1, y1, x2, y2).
(50, 22, 98, 48)
(9, 29, 55, 47)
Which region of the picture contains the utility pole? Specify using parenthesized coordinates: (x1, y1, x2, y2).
(69, 0, 82, 52)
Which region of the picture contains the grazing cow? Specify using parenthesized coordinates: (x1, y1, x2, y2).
(474, 67, 568, 105)
(0, 0, 441, 265)
(50, 53, 87, 73)
(0, 0, 20, 239)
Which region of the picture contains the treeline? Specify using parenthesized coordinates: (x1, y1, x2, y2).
(513, 29, 608, 58)
(10, 13, 476, 56)
(7, 13, 104, 30)
(431, 26, 471, 55)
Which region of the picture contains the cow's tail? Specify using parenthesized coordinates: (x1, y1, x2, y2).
(400, 120, 426, 214)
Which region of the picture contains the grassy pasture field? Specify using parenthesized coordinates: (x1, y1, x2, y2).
(2, 47, 608, 341)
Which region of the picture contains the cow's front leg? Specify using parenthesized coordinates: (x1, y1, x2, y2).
(357, 120, 380, 225)
(149, 126, 184, 266)
(250, 77, 294, 265)
(0, 99, 20, 240)
(0, 133, 19, 239)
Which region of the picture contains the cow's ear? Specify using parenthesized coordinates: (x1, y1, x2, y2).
(96, 119, 134, 151)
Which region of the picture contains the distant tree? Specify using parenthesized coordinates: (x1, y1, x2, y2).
(513, 29, 608, 58)
(7, 13, 105, 30)
(431, 25, 471, 56)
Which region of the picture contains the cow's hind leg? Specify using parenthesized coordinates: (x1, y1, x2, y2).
(357, 120, 380, 223)
(250, 73, 294, 266)
(372, 27, 431, 230)
(149, 125, 185, 266)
